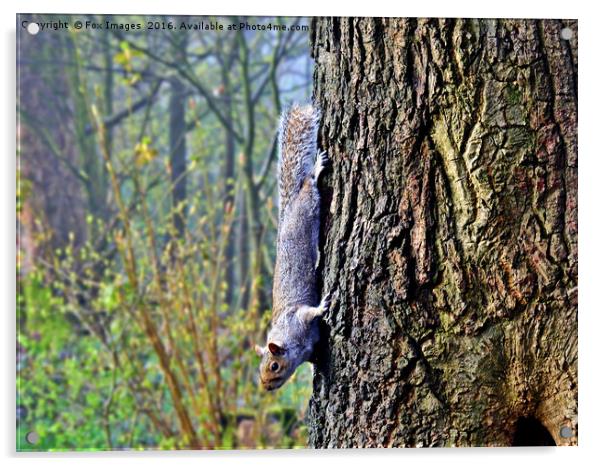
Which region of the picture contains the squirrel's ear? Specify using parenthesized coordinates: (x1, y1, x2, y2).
(268, 342, 284, 355)
(254, 345, 265, 357)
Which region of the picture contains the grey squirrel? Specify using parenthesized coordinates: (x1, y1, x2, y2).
(255, 103, 330, 391)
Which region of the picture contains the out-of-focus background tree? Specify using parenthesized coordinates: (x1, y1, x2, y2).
(17, 14, 313, 451)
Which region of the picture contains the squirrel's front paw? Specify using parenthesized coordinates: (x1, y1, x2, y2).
(314, 150, 329, 180)
(317, 293, 331, 316)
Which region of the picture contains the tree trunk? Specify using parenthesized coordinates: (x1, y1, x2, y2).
(169, 28, 189, 238)
(308, 17, 577, 448)
(169, 76, 188, 238)
(221, 45, 237, 307)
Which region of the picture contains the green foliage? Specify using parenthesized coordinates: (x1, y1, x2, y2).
(18, 272, 139, 450)
(18, 229, 312, 450)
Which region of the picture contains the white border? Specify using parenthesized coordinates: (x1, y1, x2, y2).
(3, 1, 600, 465)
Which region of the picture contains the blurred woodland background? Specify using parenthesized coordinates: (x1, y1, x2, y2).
(17, 14, 313, 450)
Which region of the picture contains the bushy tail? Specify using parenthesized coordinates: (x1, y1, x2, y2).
(278, 103, 320, 213)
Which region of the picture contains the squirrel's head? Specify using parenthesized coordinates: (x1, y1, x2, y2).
(255, 342, 295, 391)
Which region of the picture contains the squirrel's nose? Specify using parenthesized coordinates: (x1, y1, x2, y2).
(260, 379, 273, 391)
(265, 379, 281, 391)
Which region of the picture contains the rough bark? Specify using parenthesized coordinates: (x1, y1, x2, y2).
(308, 18, 577, 448)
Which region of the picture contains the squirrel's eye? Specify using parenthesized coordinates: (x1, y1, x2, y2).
(270, 362, 279, 372)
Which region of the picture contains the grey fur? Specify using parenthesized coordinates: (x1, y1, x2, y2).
(257, 103, 329, 391)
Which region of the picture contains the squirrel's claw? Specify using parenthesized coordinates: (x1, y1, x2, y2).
(317, 293, 331, 316)
(314, 150, 329, 180)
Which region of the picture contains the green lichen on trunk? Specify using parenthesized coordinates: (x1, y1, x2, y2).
(308, 17, 577, 447)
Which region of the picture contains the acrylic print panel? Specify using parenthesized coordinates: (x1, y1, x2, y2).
(16, 14, 578, 451)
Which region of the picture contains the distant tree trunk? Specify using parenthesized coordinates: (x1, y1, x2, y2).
(169, 76, 188, 237)
(101, 32, 114, 162)
(238, 29, 269, 314)
(237, 185, 250, 309)
(221, 43, 237, 306)
(309, 18, 577, 447)
(18, 29, 87, 257)
(168, 26, 189, 238)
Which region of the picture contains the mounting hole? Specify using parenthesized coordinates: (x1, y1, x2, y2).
(560, 27, 573, 40)
(25, 431, 39, 445)
(26, 23, 40, 35)
(560, 426, 573, 438)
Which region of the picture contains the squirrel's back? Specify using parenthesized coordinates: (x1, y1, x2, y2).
(273, 103, 322, 318)
(278, 104, 320, 213)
